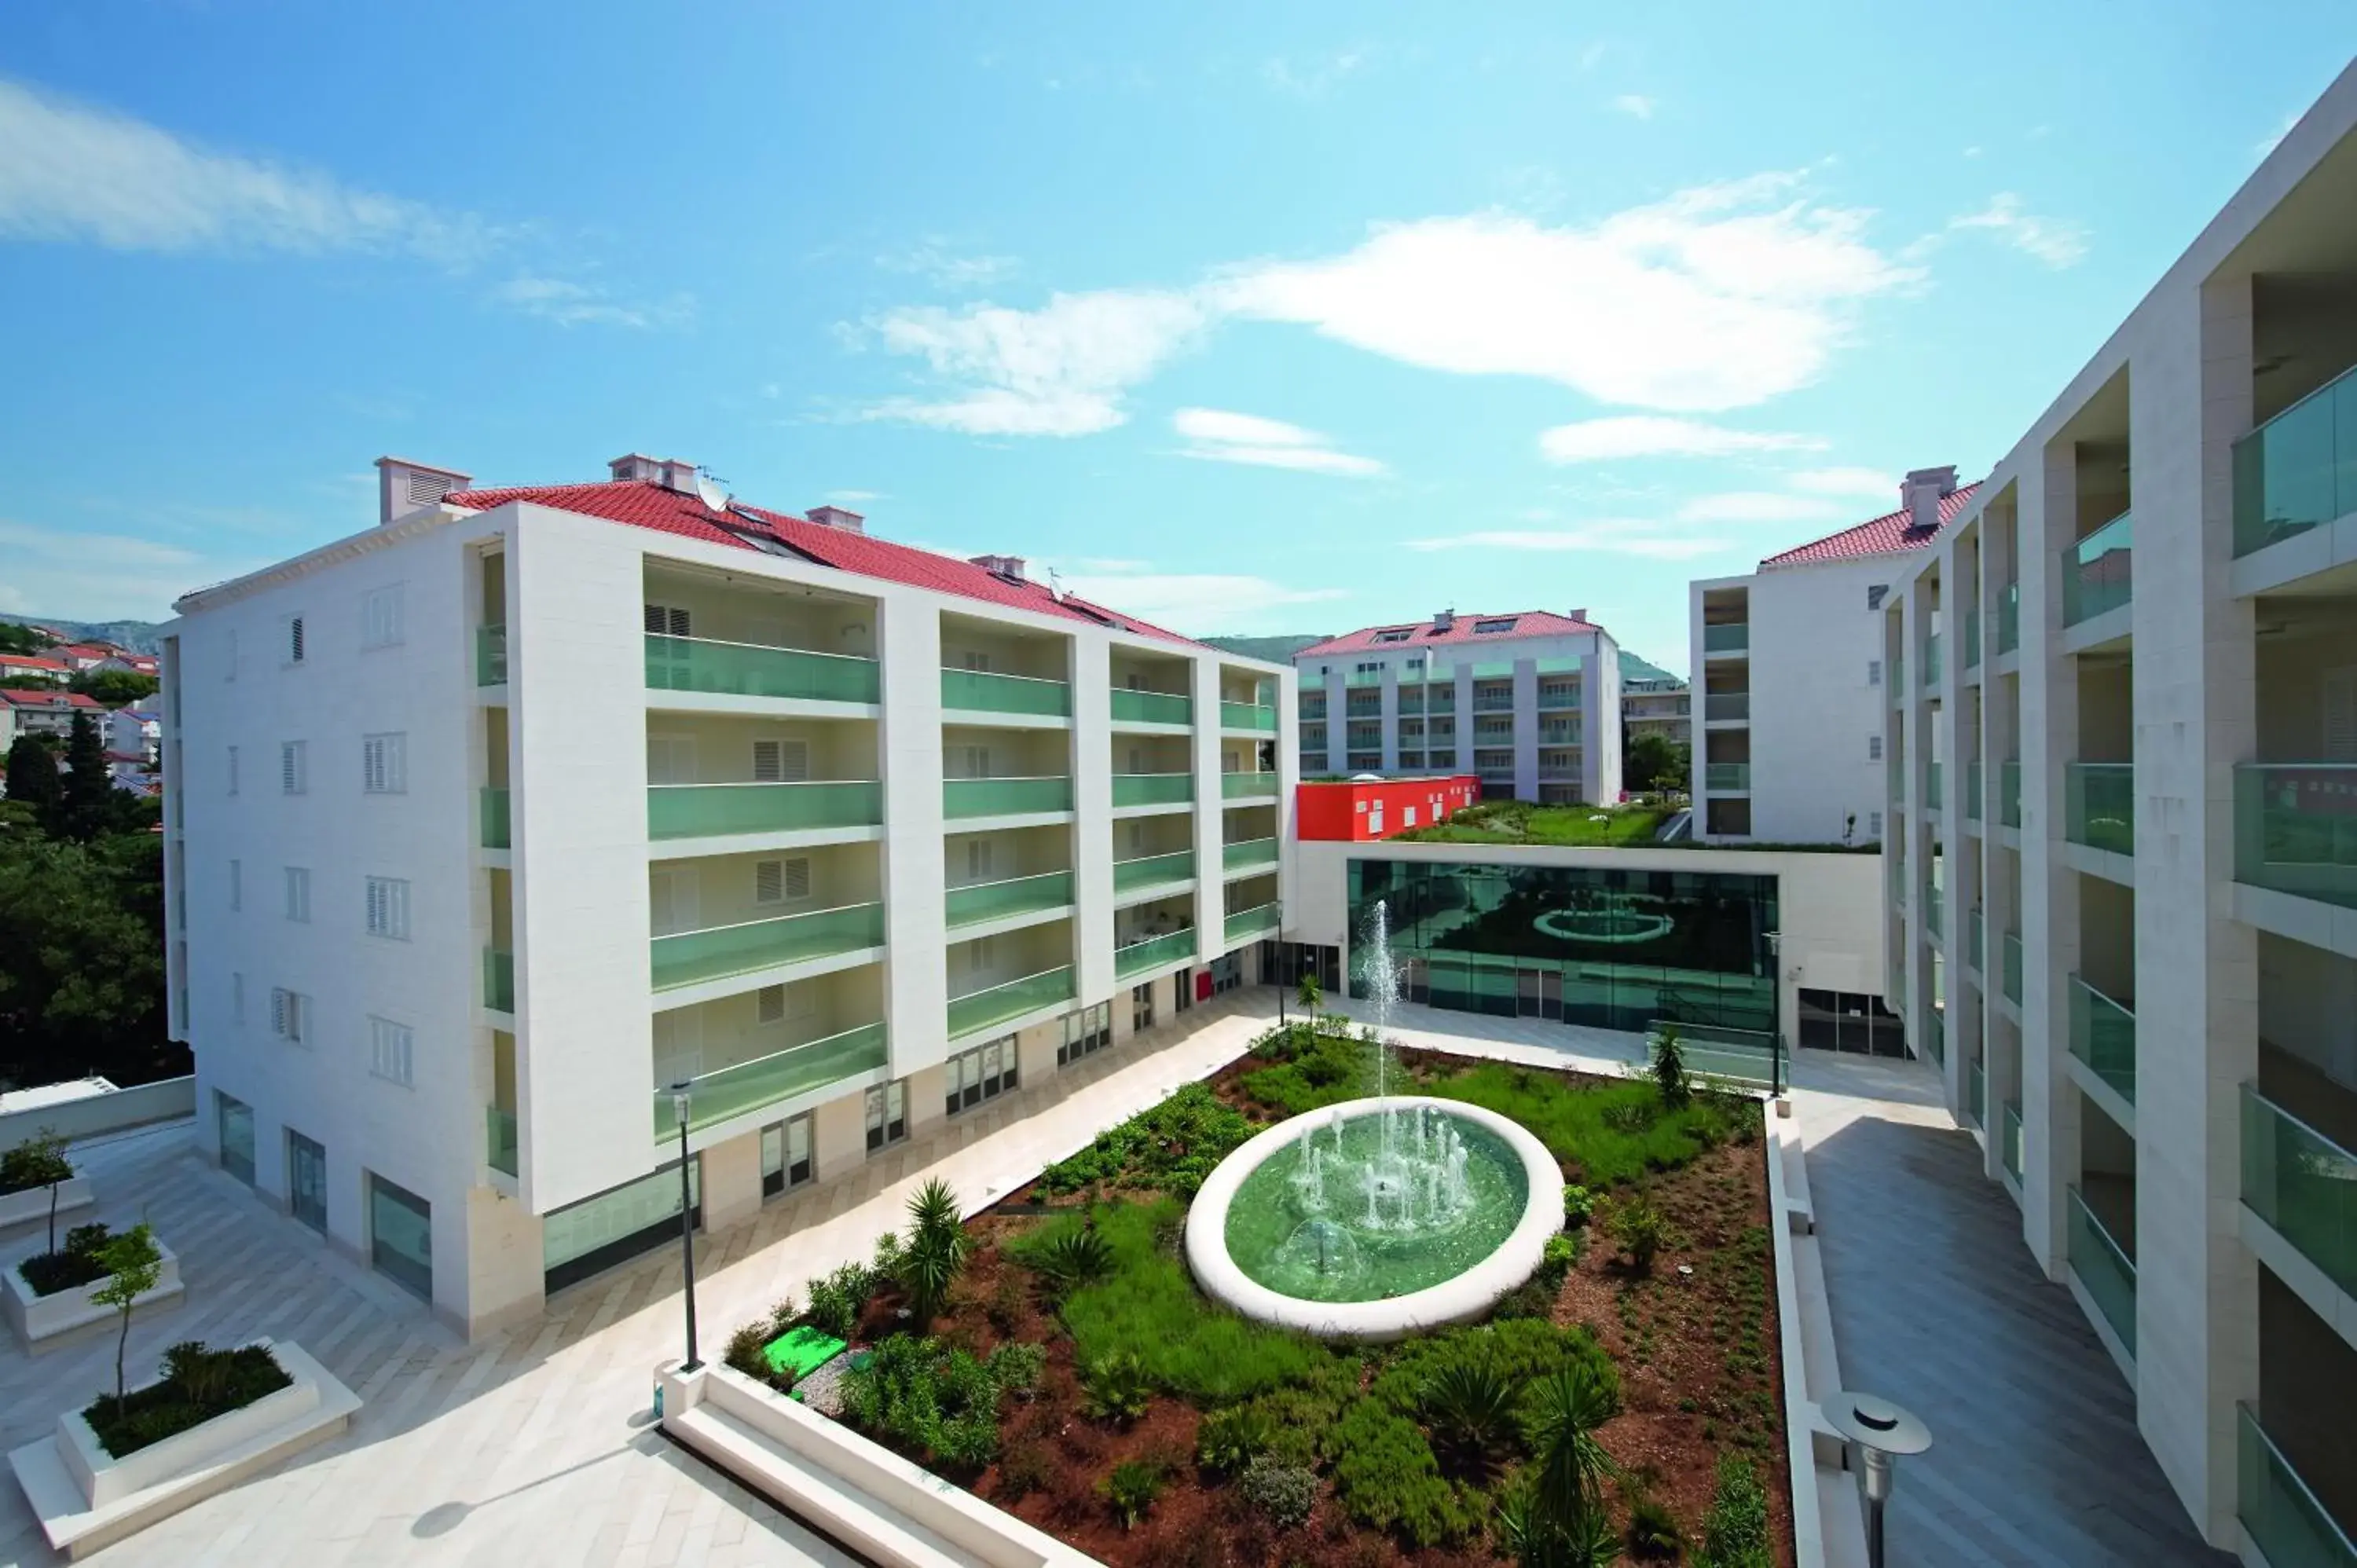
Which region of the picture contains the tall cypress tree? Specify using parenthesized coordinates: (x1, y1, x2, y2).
(58, 711, 115, 841)
(4, 734, 60, 816)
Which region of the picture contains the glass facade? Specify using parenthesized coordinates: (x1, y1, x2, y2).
(1347, 859, 1778, 1034)
(288, 1130, 328, 1233)
(217, 1091, 255, 1185)
(762, 1113, 814, 1198)
(543, 1158, 699, 1295)
(368, 1173, 434, 1300)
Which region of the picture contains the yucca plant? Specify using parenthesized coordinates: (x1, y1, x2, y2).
(896, 1178, 970, 1325)
(1080, 1350, 1153, 1425)
(1196, 1403, 1277, 1475)
(1028, 1225, 1115, 1293)
(1523, 1360, 1621, 1537)
(1424, 1358, 1525, 1478)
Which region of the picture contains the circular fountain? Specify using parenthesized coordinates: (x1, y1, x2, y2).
(1184, 903, 1560, 1340)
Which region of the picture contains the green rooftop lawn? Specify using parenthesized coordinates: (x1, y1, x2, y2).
(1393, 800, 1669, 846)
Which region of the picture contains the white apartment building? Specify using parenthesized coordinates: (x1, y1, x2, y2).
(1884, 63, 2357, 1565)
(156, 453, 1297, 1337)
(1619, 674, 1691, 749)
(1689, 471, 1977, 844)
(1292, 610, 1623, 805)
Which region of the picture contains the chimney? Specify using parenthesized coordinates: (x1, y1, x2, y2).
(807, 504, 866, 534)
(373, 456, 473, 526)
(1567, 607, 1587, 623)
(608, 452, 664, 483)
(970, 554, 1027, 581)
(1900, 465, 1959, 531)
(657, 458, 702, 494)
(1433, 608, 1456, 632)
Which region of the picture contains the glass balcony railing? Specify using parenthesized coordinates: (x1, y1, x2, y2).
(2002, 930, 2023, 1006)
(1345, 668, 1385, 687)
(2234, 763, 2357, 910)
(2000, 759, 2022, 829)
(1471, 691, 1516, 713)
(2062, 511, 2135, 626)
(2233, 362, 2357, 559)
(649, 780, 885, 838)
(2238, 1404, 2357, 1568)
(946, 870, 1075, 927)
(949, 965, 1076, 1039)
(1923, 634, 1942, 688)
(1925, 890, 1943, 938)
(2066, 762, 2135, 855)
(646, 635, 879, 704)
(486, 1106, 518, 1178)
(1113, 850, 1194, 893)
(1222, 836, 1279, 873)
(2069, 976, 2137, 1104)
(1221, 771, 1280, 801)
(483, 947, 515, 1013)
(1115, 928, 1198, 979)
(1220, 701, 1277, 732)
(1968, 908, 1984, 973)
(1921, 1005, 1943, 1065)
(651, 902, 886, 991)
(1112, 689, 1193, 726)
(476, 624, 508, 686)
(1965, 761, 1982, 822)
(940, 667, 1072, 718)
(1428, 687, 1454, 712)
(480, 786, 511, 849)
(1963, 608, 1981, 669)
(1704, 692, 1750, 722)
(1706, 762, 1750, 792)
(2242, 1083, 2357, 1301)
(1926, 760, 1944, 811)
(1345, 694, 1382, 718)
(943, 775, 1074, 818)
(2002, 1103, 2023, 1184)
(1968, 1059, 1985, 1128)
(652, 1022, 889, 1141)
(1997, 582, 2020, 654)
(1703, 623, 1749, 654)
(1226, 901, 1281, 943)
(1891, 651, 1903, 699)
(2066, 1185, 2137, 1357)
(1297, 697, 1326, 721)
(1113, 771, 1193, 808)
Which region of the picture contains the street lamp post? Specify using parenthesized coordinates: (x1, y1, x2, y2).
(1821, 1390, 1930, 1568)
(669, 1081, 700, 1373)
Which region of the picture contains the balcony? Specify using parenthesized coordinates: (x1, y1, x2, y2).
(1297, 695, 1326, 721)
(486, 1106, 518, 1178)
(2002, 931, 2023, 1005)
(2066, 763, 2135, 855)
(1703, 623, 1749, 655)
(650, 780, 885, 839)
(1427, 687, 1454, 712)
(944, 775, 1074, 819)
(1997, 582, 2020, 654)
(1923, 633, 1942, 688)
(1220, 701, 1277, 732)
(1963, 608, 1981, 669)
(1968, 908, 1984, 973)
(2069, 976, 2137, 1104)
(1113, 850, 1194, 896)
(1221, 771, 1280, 801)
(2238, 1405, 2357, 1568)
(2066, 1184, 2138, 1357)
(940, 668, 1072, 719)
(1925, 890, 1943, 939)
(2002, 1102, 2023, 1184)
(646, 635, 879, 704)
(1113, 771, 1193, 808)
(2233, 361, 2357, 559)
(1965, 761, 1982, 822)
(480, 786, 511, 849)
(1968, 1058, 1985, 1128)
(948, 965, 1075, 1039)
(1345, 668, 1384, 687)
(483, 947, 515, 1012)
(651, 902, 885, 991)
(1705, 762, 1750, 793)
(652, 1021, 889, 1141)
(1537, 724, 1579, 746)
(2242, 1083, 2357, 1301)
(1116, 928, 1197, 980)
(2000, 760, 2022, 829)
(1471, 691, 1516, 713)
(946, 870, 1075, 927)
(1226, 901, 1281, 943)
(1222, 836, 1279, 874)
(2234, 763, 2357, 910)
(1112, 689, 1193, 727)
(1927, 760, 1944, 811)
(2062, 511, 2135, 626)
(476, 625, 508, 686)
(1345, 694, 1382, 718)
(1704, 692, 1750, 723)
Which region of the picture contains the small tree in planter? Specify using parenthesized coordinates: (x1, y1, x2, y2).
(1649, 1023, 1691, 1109)
(1, 1127, 75, 1255)
(92, 1223, 163, 1417)
(1296, 971, 1321, 1015)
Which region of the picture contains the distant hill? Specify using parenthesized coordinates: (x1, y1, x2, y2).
(1202, 632, 1682, 686)
(12, 617, 167, 654)
(1619, 649, 1680, 684)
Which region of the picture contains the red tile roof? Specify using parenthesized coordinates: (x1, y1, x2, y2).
(1759, 482, 1984, 568)
(0, 656, 68, 672)
(0, 688, 103, 709)
(1296, 610, 1603, 658)
(442, 479, 1205, 649)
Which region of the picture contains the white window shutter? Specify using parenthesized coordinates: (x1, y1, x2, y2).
(271, 987, 287, 1035)
(753, 740, 782, 782)
(288, 615, 306, 664)
(2325, 669, 2357, 762)
(644, 603, 691, 637)
(784, 857, 811, 899)
(757, 984, 786, 1024)
(754, 860, 783, 903)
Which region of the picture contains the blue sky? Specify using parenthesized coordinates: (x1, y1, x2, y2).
(1, 3, 2348, 672)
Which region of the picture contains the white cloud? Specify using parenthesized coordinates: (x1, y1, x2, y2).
(1948, 193, 2088, 268)
(1055, 566, 1347, 634)
(1611, 94, 1655, 119)
(860, 289, 1208, 435)
(1410, 522, 1724, 560)
(825, 489, 885, 504)
(1538, 416, 1824, 463)
(0, 77, 493, 263)
(1260, 49, 1367, 99)
(1676, 491, 1847, 524)
(1171, 408, 1386, 477)
(493, 276, 693, 329)
(0, 519, 263, 620)
(877, 244, 1019, 289)
(1786, 466, 1896, 500)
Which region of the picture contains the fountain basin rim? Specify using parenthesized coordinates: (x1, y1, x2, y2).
(1183, 1095, 1559, 1343)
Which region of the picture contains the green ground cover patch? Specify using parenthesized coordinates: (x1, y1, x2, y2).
(763, 1325, 845, 1380)
(1395, 801, 1667, 846)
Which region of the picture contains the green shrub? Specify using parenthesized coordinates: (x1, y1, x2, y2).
(724, 1321, 773, 1382)
(1562, 1184, 1595, 1229)
(838, 1334, 1003, 1471)
(986, 1340, 1046, 1396)
(1651, 1024, 1692, 1109)
(1371, 1319, 1617, 1419)
(1100, 1458, 1165, 1530)
(998, 1439, 1054, 1500)
(806, 1262, 876, 1340)
(1080, 1350, 1153, 1425)
(1609, 1195, 1666, 1275)
(1626, 1489, 1685, 1560)
(1420, 1064, 1740, 1186)
(896, 1178, 971, 1325)
(1421, 1357, 1523, 1476)
(1237, 1027, 1373, 1116)
(1039, 1083, 1254, 1197)
(18, 1220, 115, 1297)
(1237, 1454, 1318, 1530)
(83, 1342, 291, 1459)
(1539, 1233, 1580, 1284)
(1328, 1400, 1485, 1547)
(1196, 1404, 1277, 1475)
(1025, 1225, 1116, 1294)
(933, 1411, 999, 1471)
(1237, 1354, 1361, 1467)
(1698, 1455, 1771, 1568)
(0, 1128, 71, 1198)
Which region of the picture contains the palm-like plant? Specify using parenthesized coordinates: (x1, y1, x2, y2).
(1028, 1225, 1116, 1294)
(1080, 1350, 1153, 1425)
(1423, 1358, 1524, 1477)
(896, 1178, 970, 1324)
(1523, 1360, 1621, 1550)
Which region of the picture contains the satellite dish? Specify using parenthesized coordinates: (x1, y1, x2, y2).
(695, 472, 728, 513)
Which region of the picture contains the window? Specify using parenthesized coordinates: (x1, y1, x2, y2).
(1868, 811, 1883, 837)
(284, 866, 311, 922)
(1868, 659, 1882, 686)
(1472, 617, 1519, 635)
(228, 746, 240, 795)
(1373, 630, 1411, 644)
(365, 875, 411, 940)
(965, 838, 995, 881)
(751, 738, 809, 782)
(753, 857, 810, 904)
(959, 650, 993, 672)
(1867, 585, 1889, 610)
(945, 1037, 1017, 1116)
(965, 936, 999, 976)
(231, 971, 245, 1023)
(270, 986, 307, 1044)
(362, 733, 408, 793)
(761, 1112, 815, 1197)
(280, 740, 307, 795)
(864, 1080, 907, 1152)
(1868, 735, 1883, 761)
(282, 614, 307, 665)
(368, 1174, 432, 1299)
(361, 585, 405, 650)
(1058, 1002, 1113, 1067)
(755, 983, 812, 1025)
(1131, 983, 1155, 1035)
(643, 603, 692, 638)
(229, 859, 242, 910)
(216, 1092, 255, 1185)
(288, 1132, 328, 1233)
(368, 1017, 415, 1086)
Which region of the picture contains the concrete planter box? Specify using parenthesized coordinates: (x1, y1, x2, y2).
(3, 1236, 183, 1352)
(0, 1177, 93, 1236)
(8, 1338, 361, 1560)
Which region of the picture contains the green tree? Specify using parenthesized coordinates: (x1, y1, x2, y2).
(895, 1178, 970, 1325)
(4, 734, 60, 815)
(93, 1223, 163, 1415)
(1296, 970, 1322, 1013)
(56, 710, 119, 841)
(0, 621, 53, 656)
(0, 833, 175, 1086)
(1649, 1023, 1691, 1108)
(69, 669, 159, 709)
(1505, 1360, 1622, 1566)
(0, 1128, 74, 1254)
(1623, 733, 1690, 794)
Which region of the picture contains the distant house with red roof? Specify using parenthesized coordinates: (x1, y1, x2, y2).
(0, 687, 105, 748)
(0, 653, 71, 683)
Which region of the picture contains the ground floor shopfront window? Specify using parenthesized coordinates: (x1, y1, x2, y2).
(369, 1173, 434, 1300)
(543, 1158, 700, 1295)
(1797, 988, 1906, 1056)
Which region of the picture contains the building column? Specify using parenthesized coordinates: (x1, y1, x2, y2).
(1072, 638, 1116, 1007)
(2024, 438, 2084, 1281)
(1379, 664, 1400, 773)
(1324, 670, 1347, 775)
(877, 596, 949, 1082)
(1511, 658, 1540, 801)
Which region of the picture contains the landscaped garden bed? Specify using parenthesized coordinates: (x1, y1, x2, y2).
(0, 1130, 93, 1235)
(4, 1221, 182, 1351)
(719, 1017, 1791, 1566)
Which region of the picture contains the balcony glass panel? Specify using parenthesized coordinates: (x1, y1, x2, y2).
(2233, 361, 2357, 559)
(948, 965, 1076, 1040)
(1226, 902, 1281, 943)
(1297, 695, 1326, 720)
(2238, 1405, 2357, 1568)
(1703, 623, 1749, 654)
(1113, 772, 1193, 808)
(1222, 836, 1279, 873)
(1965, 761, 1982, 822)
(646, 635, 880, 704)
(2066, 762, 2135, 855)
(1969, 1058, 1985, 1127)
(2068, 976, 2136, 1103)
(1891, 651, 1903, 699)
(1112, 689, 1192, 726)
(945, 870, 1075, 927)
(1220, 701, 1277, 732)
(940, 667, 1072, 718)
(1923, 633, 1942, 688)
(1705, 692, 1750, 722)
(1345, 668, 1384, 687)
(476, 625, 508, 686)
(480, 786, 511, 849)
(483, 947, 515, 1012)
(486, 1106, 518, 1177)
(2242, 1083, 2357, 1301)
(1706, 762, 1750, 792)
(1997, 582, 2020, 654)
(2000, 760, 2022, 828)
(1926, 761, 1944, 811)
(2235, 763, 2357, 910)
(2002, 931, 2022, 1005)
(649, 780, 885, 837)
(2002, 1103, 2023, 1183)
(1116, 929, 1198, 979)
(1221, 771, 1280, 801)
(2066, 1184, 2137, 1357)
(1113, 850, 1194, 893)
(1925, 891, 1942, 938)
(1428, 687, 1454, 712)
(1345, 694, 1382, 717)
(651, 902, 885, 990)
(652, 1022, 889, 1140)
(1968, 908, 1984, 972)
(1471, 691, 1516, 713)
(1963, 608, 1981, 669)
(943, 776, 1074, 818)
(2062, 511, 2135, 625)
